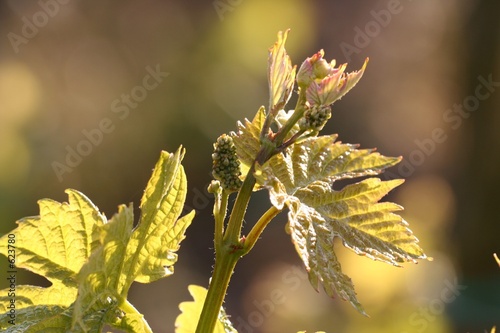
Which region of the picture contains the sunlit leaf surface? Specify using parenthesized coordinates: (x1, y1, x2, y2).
(0, 148, 194, 332)
(255, 135, 426, 313)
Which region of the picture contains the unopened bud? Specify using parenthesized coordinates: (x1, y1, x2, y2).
(299, 105, 332, 132)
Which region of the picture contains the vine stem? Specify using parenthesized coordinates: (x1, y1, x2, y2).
(195, 249, 239, 333)
(222, 168, 257, 244)
(197, 90, 304, 332)
(195, 170, 256, 333)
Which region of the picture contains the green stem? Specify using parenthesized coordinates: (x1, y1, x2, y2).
(195, 249, 239, 333)
(222, 170, 257, 244)
(277, 128, 306, 152)
(273, 91, 307, 146)
(197, 117, 284, 332)
(222, 134, 277, 243)
(242, 206, 281, 256)
(196, 171, 256, 333)
(214, 190, 229, 252)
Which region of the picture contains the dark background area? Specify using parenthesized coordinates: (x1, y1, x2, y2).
(0, 1, 499, 332)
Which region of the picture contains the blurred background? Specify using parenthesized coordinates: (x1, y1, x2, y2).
(0, 0, 499, 332)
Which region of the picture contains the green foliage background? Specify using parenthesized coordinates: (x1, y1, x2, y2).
(0, 1, 499, 332)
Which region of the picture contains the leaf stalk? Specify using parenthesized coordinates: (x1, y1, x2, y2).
(242, 206, 281, 256)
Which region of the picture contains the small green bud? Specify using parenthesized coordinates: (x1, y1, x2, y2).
(313, 58, 333, 80)
(212, 134, 243, 192)
(207, 180, 221, 194)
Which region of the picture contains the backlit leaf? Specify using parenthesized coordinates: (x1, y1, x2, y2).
(132, 147, 195, 284)
(175, 285, 237, 333)
(73, 147, 194, 331)
(0, 189, 104, 330)
(232, 106, 266, 177)
(268, 29, 296, 116)
(255, 135, 426, 313)
(0, 147, 194, 332)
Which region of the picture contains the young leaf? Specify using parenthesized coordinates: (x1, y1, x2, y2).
(232, 106, 266, 177)
(0, 305, 73, 332)
(304, 58, 368, 107)
(255, 135, 426, 313)
(0, 147, 194, 332)
(231, 107, 303, 177)
(131, 147, 195, 285)
(0, 189, 105, 330)
(71, 204, 137, 332)
(175, 285, 236, 333)
(268, 29, 296, 117)
(73, 147, 194, 331)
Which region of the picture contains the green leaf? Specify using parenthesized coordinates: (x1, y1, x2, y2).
(231, 108, 302, 177)
(0, 189, 104, 286)
(0, 305, 73, 332)
(0, 147, 194, 332)
(0, 189, 105, 330)
(268, 29, 296, 116)
(175, 285, 237, 333)
(232, 106, 266, 177)
(104, 300, 153, 333)
(255, 135, 426, 314)
(73, 147, 194, 331)
(71, 204, 135, 332)
(132, 147, 195, 284)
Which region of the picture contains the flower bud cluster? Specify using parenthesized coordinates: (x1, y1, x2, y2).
(299, 105, 332, 132)
(212, 134, 242, 192)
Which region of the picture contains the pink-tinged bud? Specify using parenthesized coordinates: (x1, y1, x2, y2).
(297, 50, 322, 87)
(297, 50, 342, 88)
(306, 57, 368, 106)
